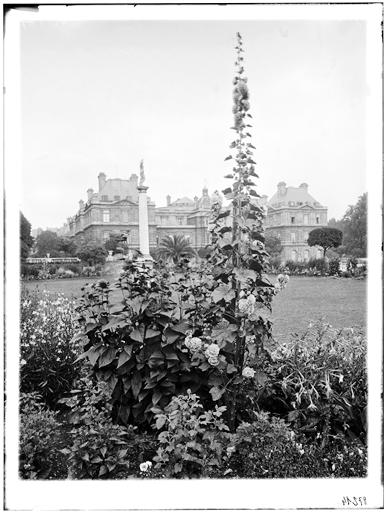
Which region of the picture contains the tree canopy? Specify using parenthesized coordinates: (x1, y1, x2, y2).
(20, 212, 34, 260)
(76, 242, 107, 266)
(35, 230, 59, 257)
(307, 227, 343, 258)
(328, 193, 367, 257)
(156, 234, 196, 265)
(265, 235, 283, 258)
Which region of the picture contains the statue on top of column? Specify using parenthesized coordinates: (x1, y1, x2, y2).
(139, 159, 145, 186)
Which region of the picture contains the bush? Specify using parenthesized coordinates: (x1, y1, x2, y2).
(224, 412, 366, 478)
(20, 264, 40, 280)
(19, 393, 62, 479)
(328, 258, 341, 276)
(152, 391, 230, 478)
(20, 289, 82, 407)
(307, 257, 328, 275)
(266, 321, 367, 443)
(59, 377, 156, 479)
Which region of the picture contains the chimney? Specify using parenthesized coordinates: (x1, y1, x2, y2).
(87, 188, 94, 200)
(299, 182, 308, 192)
(98, 172, 106, 191)
(79, 199, 85, 210)
(277, 181, 286, 196)
(166, 195, 171, 206)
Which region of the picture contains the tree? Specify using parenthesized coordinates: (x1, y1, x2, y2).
(307, 227, 343, 258)
(76, 242, 107, 266)
(56, 236, 78, 256)
(20, 212, 33, 260)
(156, 234, 196, 265)
(265, 235, 283, 258)
(341, 193, 367, 257)
(35, 230, 59, 257)
(104, 233, 126, 254)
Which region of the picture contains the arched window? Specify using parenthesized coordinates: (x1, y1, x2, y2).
(103, 210, 110, 223)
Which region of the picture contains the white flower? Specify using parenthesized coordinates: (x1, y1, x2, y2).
(188, 337, 202, 353)
(226, 445, 236, 456)
(20, 359, 26, 366)
(208, 356, 219, 366)
(205, 343, 220, 359)
(139, 461, 152, 472)
(246, 335, 255, 345)
(238, 294, 256, 316)
(242, 366, 255, 378)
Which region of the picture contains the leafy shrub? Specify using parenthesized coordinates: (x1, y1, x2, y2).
(308, 257, 328, 274)
(74, 271, 214, 427)
(59, 377, 156, 478)
(20, 264, 40, 279)
(20, 289, 82, 407)
(152, 391, 230, 478)
(328, 258, 341, 276)
(19, 392, 62, 479)
(224, 412, 366, 478)
(267, 321, 367, 443)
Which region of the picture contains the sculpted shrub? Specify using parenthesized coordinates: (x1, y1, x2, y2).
(20, 289, 81, 406)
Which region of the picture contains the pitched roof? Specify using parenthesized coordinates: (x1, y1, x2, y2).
(98, 178, 139, 202)
(268, 184, 323, 208)
(170, 197, 195, 206)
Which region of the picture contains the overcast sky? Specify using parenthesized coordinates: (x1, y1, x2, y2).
(19, 18, 366, 230)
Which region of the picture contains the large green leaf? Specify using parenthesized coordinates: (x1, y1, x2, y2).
(131, 370, 142, 399)
(117, 348, 132, 368)
(99, 348, 117, 368)
(130, 327, 144, 343)
(212, 284, 235, 304)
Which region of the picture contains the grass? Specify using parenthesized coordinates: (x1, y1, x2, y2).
(22, 275, 367, 343)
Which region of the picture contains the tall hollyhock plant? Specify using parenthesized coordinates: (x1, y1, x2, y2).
(203, 32, 275, 429)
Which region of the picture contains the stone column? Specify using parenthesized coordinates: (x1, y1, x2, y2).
(137, 185, 150, 258)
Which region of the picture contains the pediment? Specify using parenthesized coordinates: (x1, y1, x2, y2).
(112, 199, 138, 207)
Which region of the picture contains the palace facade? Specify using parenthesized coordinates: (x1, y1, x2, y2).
(65, 173, 327, 262)
(265, 181, 328, 262)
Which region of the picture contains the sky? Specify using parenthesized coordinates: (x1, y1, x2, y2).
(19, 17, 367, 230)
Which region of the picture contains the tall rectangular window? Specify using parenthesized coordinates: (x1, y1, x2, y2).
(316, 216, 320, 224)
(303, 214, 309, 224)
(103, 210, 110, 223)
(291, 216, 295, 224)
(290, 232, 296, 243)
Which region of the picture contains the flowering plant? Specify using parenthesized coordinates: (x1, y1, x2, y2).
(20, 289, 82, 406)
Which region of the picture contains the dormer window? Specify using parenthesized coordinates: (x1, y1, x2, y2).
(102, 195, 108, 202)
(114, 195, 120, 201)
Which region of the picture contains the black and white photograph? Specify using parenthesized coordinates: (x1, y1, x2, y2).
(3, 3, 383, 510)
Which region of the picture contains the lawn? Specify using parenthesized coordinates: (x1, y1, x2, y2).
(22, 275, 367, 342)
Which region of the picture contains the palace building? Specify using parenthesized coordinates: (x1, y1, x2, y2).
(66, 172, 216, 251)
(265, 181, 328, 262)
(65, 172, 327, 262)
